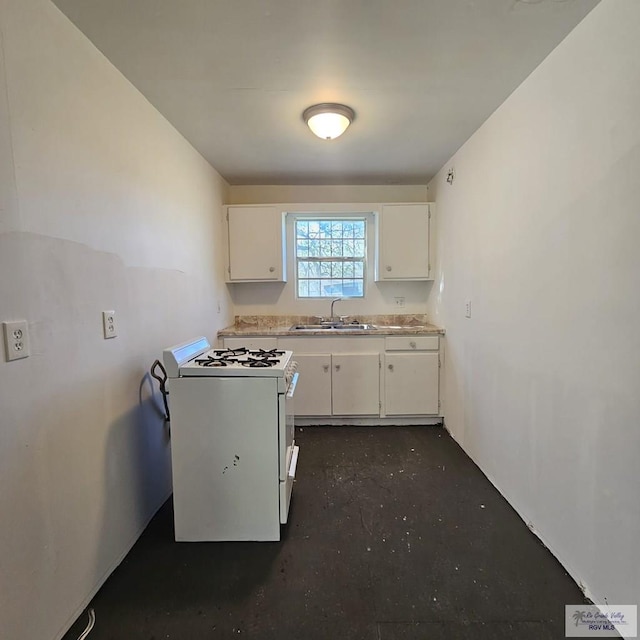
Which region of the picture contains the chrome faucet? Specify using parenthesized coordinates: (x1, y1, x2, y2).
(330, 298, 342, 323)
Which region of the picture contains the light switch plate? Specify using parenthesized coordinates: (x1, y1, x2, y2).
(3, 320, 30, 361)
(465, 300, 472, 318)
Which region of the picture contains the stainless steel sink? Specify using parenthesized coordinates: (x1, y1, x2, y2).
(290, 323, 374, 331)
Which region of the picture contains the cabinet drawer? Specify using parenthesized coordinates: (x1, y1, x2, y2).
(384, 336, 438, 351)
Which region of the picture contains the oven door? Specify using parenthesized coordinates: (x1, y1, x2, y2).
(279, 372, 299, 524)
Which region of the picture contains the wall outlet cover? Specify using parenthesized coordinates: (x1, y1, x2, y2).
(3, 320, 30, 361)
(102, 310, 118, 339)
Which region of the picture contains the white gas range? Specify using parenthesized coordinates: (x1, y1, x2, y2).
(163, 337, 299, 541)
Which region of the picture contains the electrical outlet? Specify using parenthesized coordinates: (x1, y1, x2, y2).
(465, 300, 472, 318)
(3, 320, 30, 361)
(102, 310, 118, 339)
(394, 296, 405, 308)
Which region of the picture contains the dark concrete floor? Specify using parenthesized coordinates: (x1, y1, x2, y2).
(63, 426, 590, 640)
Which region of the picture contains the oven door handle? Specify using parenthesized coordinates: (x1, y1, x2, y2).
(286, 372, 299, 399)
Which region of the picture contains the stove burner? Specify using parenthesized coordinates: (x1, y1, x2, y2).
(194, 347, 285, 368)
(252, 349, 285, 357)
(241, 357, 280, 368)
(195, 355, 239, 367)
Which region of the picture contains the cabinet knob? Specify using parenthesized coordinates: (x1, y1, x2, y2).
(386, 265, 392, 272)
(335, 364, 341, 372)
(410, 341, 417, 349)
(323, 365, 329, 373)
(388, 364, 394, 371)
(269, 266, 275, 273)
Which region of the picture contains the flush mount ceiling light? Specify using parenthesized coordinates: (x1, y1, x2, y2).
(303, 103, 355, 140)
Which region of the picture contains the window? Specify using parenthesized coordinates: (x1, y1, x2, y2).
(295, 219, 366, 298)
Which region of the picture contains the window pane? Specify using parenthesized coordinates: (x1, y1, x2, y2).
(331, 262, 343, 278)
(296, 221, 309, 238)
(319, 221, 332, 238)
(308, 280, 321, 297)
(297, 240, 309, 257)
(330, 240, 342, 256)
(331, 222, 343, 238)
(320, 240, 332, 257)
(295, 218, 366, 298)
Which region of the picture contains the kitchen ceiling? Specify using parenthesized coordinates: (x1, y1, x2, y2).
(51, 0, 600, 186)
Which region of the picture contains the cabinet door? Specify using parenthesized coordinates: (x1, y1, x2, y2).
(227, 206, 285, 281)
(385, 352, 439, 415)
(332, 353, 380, 416)
(377, 203, 430, 280)
(293, 354, 332, 416)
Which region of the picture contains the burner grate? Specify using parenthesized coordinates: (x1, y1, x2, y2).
(241, 357, 280, 368)
(194, 347, 285, 368)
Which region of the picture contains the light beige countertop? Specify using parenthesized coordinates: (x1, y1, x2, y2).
(217, 314, 444, 337)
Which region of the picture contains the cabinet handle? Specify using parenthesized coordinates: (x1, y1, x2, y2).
(323, 365, 329, 373)
(386, 265, 392, 272)
(388, 364, 394, 371)
(269, 266, 275, 273)
(410, 341, 417, 349)
(335, 364, 341, 372)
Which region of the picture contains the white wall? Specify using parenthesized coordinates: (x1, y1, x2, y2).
(428, 0, 639, 609)
(227, 186, 433, 318)
(0, 2, 231, 639)
(227, 184, 428, 205)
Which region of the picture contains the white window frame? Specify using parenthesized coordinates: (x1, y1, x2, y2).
(290, 213, 372, 300)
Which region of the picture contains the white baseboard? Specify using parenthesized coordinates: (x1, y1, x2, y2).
(296, 417, 443, 427)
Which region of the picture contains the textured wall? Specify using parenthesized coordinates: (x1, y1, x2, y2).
(428, 0, 639, 608)
(0, 1, 230, 639)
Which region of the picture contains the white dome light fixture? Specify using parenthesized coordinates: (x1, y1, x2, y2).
(303, 103, 355, 140)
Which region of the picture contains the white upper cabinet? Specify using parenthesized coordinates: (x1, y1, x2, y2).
(375, 203, 431, 281)
(226, 206, 286, 282)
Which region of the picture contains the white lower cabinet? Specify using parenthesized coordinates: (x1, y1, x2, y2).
(225, 334, 442, 421)
(383, 336, 440, 416)
(279, 337, 383, 418)
(294, 352, 380, 417)
(332, 353, 380, 416)
(384, 352, 439, 415)
(294, 353, 332, 416)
